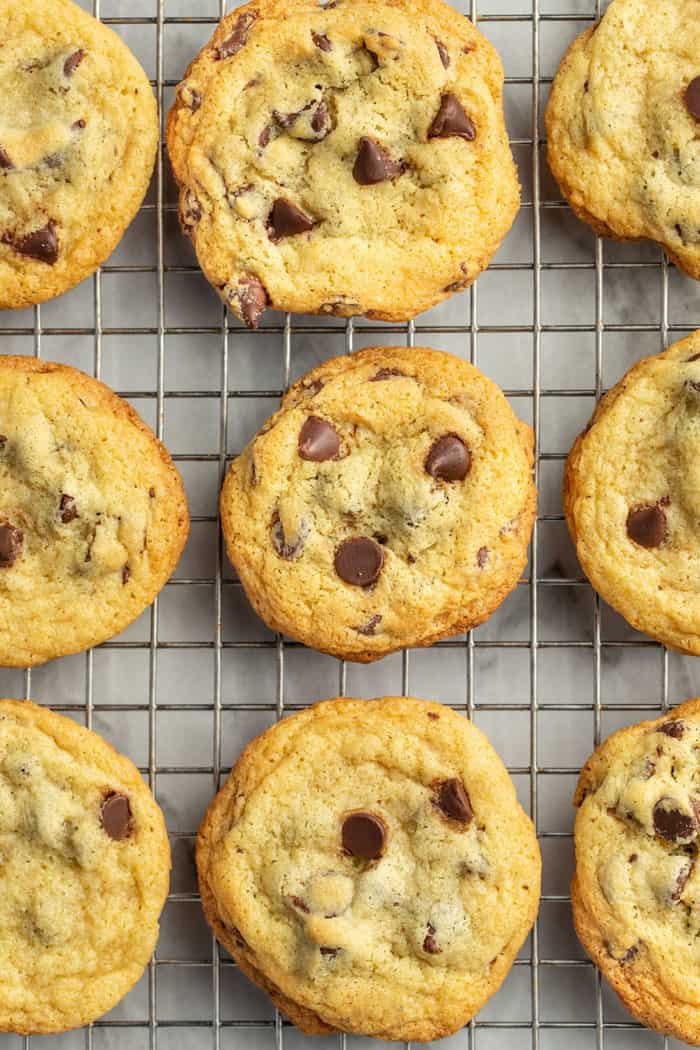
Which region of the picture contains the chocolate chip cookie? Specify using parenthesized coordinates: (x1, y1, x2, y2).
(166, 0, 519, 328)
(546, 0, 700, 279)
(572, 698, 700, 1043)
(197, 695, 541, 1041)
(0, 0, 158, 309)
(0, 356, 189, 666)
(564, 331, 700, 654)
(0, 698, 169, 1033)
(220, 346, 536, 661)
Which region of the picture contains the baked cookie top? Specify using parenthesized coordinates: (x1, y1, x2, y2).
(565, 331, 700, 655)
(546, 0, 700, 279)
(0, 356, 189, 666)
(197, 696, 541, 1041)
(573, 698, 700, 1043)
(166, 0, 519, 327)
(0, 0, 158, 309)
(0, 698, 169, 1034)
(220, 346, 535, 661)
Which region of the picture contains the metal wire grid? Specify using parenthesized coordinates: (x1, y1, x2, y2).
(0, 0, 697, 1046)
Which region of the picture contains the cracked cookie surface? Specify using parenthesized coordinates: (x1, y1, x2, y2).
(564, 331, 700, 655)
(197, 696, 541, 1041)
(0, 356, 189, 666)
(546, 0, 700, 279)
(220, 346, 536, 662)
(0, 698, 170, 1034)
(0, 0, 158, 309)
(573, 698, 700, 1044)
(166, 0, 519, 327)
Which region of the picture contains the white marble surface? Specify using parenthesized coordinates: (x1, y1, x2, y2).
(1, 0, 700, 1046)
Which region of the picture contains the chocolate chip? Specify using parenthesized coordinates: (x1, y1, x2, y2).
(352, 137, 404, 185)
(0, 436, 6, 449)
(626, 503, 667, 549)
(71, 118, 86, 131)
(653, 797, 698, 842)
(659, 720, 685, 739)
(629, 853, 638, 863)
(334, 537, 384, 586)
(341, 811, 386, 859)
(100, 793, 132, 840)
(356, 614, 382, 636)
(59, 495, 78, 523)
(428, 93, 476, 140)
(444, 278, 470, 292)
(688, 352, 700, 362)
(5, 221, 59, 265)
(271, 512, 307, 561)
(672, 861, 694, 902)
(298, 416, 340, 461)
(214, 10, 258, 59)
(258, 125, 273, 149)
(435, 778, 473, 823)
(426, 435, 471, 482)
(64, 49, 85, 77)
(312, 31, 332, 51)
(435, 39, 450, 67)
(122, 565, 131, 585)
(428, 712, 439, 720)
(369, 368, 405, 381)
(149, 487, 156, 498)
(290, 895, 310, 913)
(685, 77, 700, 121)
(0, 523, 23, 567)
(268, 198, 315, 240)
(310, 101, 331, 137)
(319, 946, 338, 956)
(229, 274, 268, 329)
(423, 923, 442, 954)
(180, 191, 202, 236)
(477, 546, 489, 568)
(0, 147, 13, 170)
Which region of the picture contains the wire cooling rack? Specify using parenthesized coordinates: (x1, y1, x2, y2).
(2, 0, 700, 1047)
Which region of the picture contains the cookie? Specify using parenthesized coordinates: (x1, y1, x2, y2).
(0, 356, 189, 666)
(220, 346, 536, 662)
(197, 695, 541, 1041)
(564, 331, 700, 655)
(0, 0, 158, 309)
(166, 0, 519, 328)
(0, 698, 169, 1033)
(546, 0, 700, 279)
(572, 698, 700, 1043)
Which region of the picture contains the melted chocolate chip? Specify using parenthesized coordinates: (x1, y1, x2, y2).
(0, 523, 23, 567)
(64, 50, 85, 77)
(271, 512, 307, 561)
(334, 537, 384, 586)
(626, 503, 668, 549)
(298, 416, 340, 461)
(0, 147, 13, 170)
(122, 565, 131, 585)
(428, 93, 476, 140)
(428, 712, 440, 720)
(0, 435, 6, 449)
(688, 352, 700, 363)
(685, 77, 700, 121)
(312, 31, 332, 51)
(290, 895, 310, 913)
(436, 778, 473, 823)
(659, 720, 685, 739)
(653, 797, 698, 842)
(268, 198, 315, 240)
(369, 367, 405, 381)
(258, 125, 273, 149)
(356, 613, 382, 636)
(100, 793, 133, 840)
(5, 221, 59, 265)
(672, 861, 694, 902)
(230, 274, 268, 329)
(435, 39, 450, 68)
(352, 137, 403, 185)
(214, 11, 258, 59)
(310, 101, 331, 137)
(477, 546, 489, 568)
(425, 434, 471, 482)
(72, 118, 86, 131)
(423, 923, 442, 954)
(319, 946, 338, 956)
(341, 811, 386, 859)
(59, 494, 78, 523)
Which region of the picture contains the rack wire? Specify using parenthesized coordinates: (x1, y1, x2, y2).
(0, 0, 697, 1046)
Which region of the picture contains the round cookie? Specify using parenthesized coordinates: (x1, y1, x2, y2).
(166, 0, 519, 328)
(197, 695, 541, 1041)
(0, 698, 170, 1033)
(572, 698, 700, 1044)
(220, 346, 536, 662)
(546, 0, 700, 279)
(0, 0, 158, 309)
(564, 331, 700, 654)
(0, 356, 189, 666)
